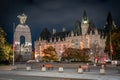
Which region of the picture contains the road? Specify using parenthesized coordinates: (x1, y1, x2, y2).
(0, 74, 66, 80)
(0, 73, 92, 80)
(0, 62, 118, 80)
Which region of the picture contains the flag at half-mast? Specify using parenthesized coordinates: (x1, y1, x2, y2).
(13, 22, 15, 65)
(13, 38, 16, 51)
(110, 44, 113, 54)
(109, 30, 114, 55)
(110, 40, 114, 54)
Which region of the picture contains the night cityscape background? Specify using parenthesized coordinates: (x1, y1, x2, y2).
(0, 0, 120, 48)
(1, 1, 120, 79)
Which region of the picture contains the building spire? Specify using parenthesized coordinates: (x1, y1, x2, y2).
(62, 26, 66, 32)
(52, 27, 56, 34)
(104, 12, 116, 31)
(82, 10, 88, 24)
(106, 12, 113, 25)
(83, 10, 87, 21)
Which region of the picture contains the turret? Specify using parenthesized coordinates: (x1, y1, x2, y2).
(104, 12, 116, 31)
(62, 26, 66, 32)
(73, 20, 81, 35)
(82, 10, 89, 24)
(52, 27, 56, 34)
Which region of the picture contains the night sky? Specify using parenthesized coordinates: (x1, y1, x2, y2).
(0, 0, 120, 48)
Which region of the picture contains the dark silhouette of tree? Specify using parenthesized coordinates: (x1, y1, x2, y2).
(0, 27, 13, 64)
(105, 27, 120, 60)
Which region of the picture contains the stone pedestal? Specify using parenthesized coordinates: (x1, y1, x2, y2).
(78, 68, 83, 74)
(41, 67, 46, 72)
(26, 66, 31, 71)
(100, 68, 105, 74)
(14, 24, 32, 61)
(58, 67, 64, 72)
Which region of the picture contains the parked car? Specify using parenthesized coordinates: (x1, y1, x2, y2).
(105, 59, 111, 64)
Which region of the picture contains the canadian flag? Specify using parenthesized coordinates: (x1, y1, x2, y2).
(110, 43, 114, 54)
(13, 38, 16, 51)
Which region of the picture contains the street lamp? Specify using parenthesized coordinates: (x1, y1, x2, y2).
(59, 50, 63, 62)
(90, 49, 94, 63)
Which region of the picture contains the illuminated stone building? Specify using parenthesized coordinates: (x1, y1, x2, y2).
(34, 11, 116, 61)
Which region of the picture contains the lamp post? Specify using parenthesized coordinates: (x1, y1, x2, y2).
(59, 50, 63, 62)
(96, 44, 99, 63)
(90, 49, 94, 63)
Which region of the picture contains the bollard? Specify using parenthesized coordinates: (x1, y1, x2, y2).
(78, 68, 83, 74)
(58, 67, 64, 72)
(100, 68, 105, 74)
(94, 63, 96, 67)
(87, 63, 89, 66)
(26, 66, 31, 71)
(78, 65, 83, 73)
(12, 66, 17, 70)
(41, 67, 46, 72)
(100, 64, 105, 74)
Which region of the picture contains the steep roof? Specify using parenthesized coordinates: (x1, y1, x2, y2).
(87, 20, 97, 34)
(40, 28, 51, 40)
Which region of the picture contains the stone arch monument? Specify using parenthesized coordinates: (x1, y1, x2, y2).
(14, 13, 32, 61)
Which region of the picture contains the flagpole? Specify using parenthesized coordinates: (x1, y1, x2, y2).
(110, 31, 112, 61)
(13, 23, 15, 65)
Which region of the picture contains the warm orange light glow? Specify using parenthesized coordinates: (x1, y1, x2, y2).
(80, 42, 83, 49)
(35, 53, 38, 59)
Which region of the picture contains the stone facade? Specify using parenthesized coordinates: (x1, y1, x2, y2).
(34, 11, 107, 61)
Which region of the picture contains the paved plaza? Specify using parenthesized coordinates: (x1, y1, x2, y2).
(0, 63, 120, 80)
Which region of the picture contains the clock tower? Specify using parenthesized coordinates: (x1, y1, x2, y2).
(81, 10, 89, 35)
